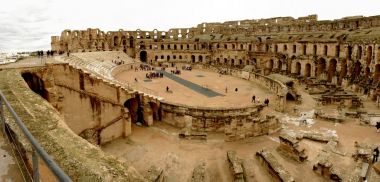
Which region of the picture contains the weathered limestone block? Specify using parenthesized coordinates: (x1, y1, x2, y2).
(256, 149, 295, 182)
(191, 162, 206, 182)
(301, 130, 339, 143)
(352, 141, 373, 163)
(179, 129, 207, 140)
(227, 151, 245, 182)
(277, 134, 307, 162)
(312, 151, 343, 181)
(315, 109, 344, 123)
(144, 165, 163, 182)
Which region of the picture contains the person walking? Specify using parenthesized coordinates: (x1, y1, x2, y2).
(166, 86, 169, 92)
(373, 147, 379, 163)
(376, 121, 380, 132)
(252, 95, 256, 103)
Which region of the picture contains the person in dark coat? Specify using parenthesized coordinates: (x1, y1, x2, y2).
(373, 147, 379, 163)
(376, 121, 380, 132)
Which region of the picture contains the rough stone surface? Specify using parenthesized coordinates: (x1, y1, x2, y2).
(256, 149, 295, 182)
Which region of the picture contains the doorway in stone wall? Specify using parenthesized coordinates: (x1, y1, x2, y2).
(140, 51, 147, 62)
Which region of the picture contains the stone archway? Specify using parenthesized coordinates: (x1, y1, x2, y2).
(295, 62, 301, 75)
(374, 64, 380, 82)
(327, 59, 337, 82)
(305, 63, 311, 77)
(316, 58, 326, 77)
(124, 97, 142, 124)
(140, 51, 147, 62)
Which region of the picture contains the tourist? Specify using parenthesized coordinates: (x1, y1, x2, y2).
(166, 86, 169, 92)
(373, 147, 379, 163)
(235, 88, 238, 92)
(265, 98, 269, 106)
(135, 78, 138, 82)
(376, 121, 380, 132)
(252, 95, 256, 103)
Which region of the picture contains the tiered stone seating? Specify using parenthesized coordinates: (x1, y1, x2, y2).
(56, 52, 163, 101)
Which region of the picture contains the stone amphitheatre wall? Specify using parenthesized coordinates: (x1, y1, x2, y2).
(21, 63, 140, 145)
(0, 69, 146, 181)
(160, 101, 280, 140)
(51, 14, 380, 102)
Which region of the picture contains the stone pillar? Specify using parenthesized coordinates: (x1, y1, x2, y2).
(142, 104, 153, 126)
(123, 109, 132, 136)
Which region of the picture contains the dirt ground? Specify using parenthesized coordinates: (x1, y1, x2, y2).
(105, 68, 380, 181)
(115, 68, 276, 107)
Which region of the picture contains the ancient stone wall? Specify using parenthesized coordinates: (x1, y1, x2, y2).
(0, 69, 146, 181)
(160, 101, 280, 140)
(21, 64, 138, 145)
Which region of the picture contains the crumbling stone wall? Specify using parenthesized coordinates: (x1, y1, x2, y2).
(0, 69, 146, 181)
(161, 102, 280, 140)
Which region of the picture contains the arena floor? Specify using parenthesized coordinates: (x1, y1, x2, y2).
(115, 67, 275, 107)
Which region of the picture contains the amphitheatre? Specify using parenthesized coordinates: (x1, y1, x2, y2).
(1, 14, 380, 181)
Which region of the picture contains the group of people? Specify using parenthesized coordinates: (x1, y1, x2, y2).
(112, 59, 124, 65)
(182, 66, 192, 71)
(251, 95, 269, 106)
(37, 50, 54, 57)
(146, 72, 163, 79)
(170, 69, 181, 75)
(136, 64, 153, 71)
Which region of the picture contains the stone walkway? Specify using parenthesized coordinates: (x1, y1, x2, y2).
(159, 71, 224, 97)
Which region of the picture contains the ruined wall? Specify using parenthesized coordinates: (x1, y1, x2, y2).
(0, 69, 146, 181)
(160, 101, 280, 140)
(22, 63, 138, 145)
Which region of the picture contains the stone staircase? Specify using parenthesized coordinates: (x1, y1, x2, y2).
(54, 54, 163, 102)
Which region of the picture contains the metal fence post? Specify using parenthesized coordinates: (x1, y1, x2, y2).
(0, 99, 4, 135)
(33, 149, 40, 182)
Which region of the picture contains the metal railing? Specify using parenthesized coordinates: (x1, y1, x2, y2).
(0, 91, 71, 182)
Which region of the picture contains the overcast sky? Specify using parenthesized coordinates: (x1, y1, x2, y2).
(1, 0, 379, 52)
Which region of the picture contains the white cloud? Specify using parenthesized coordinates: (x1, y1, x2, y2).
(1, 0, 380, 52)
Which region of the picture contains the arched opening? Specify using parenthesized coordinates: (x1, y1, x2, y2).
(295, 62, 301, 75)
(224, 58, 228, 64)
(286, 93, 295, 101)
(155, 55, 158, 61)
(367, 46, 372, 65)
(191, 55, 195, 63)
(102, 42, 105, 50)
(316, 58, 326, 77)
(167, 55, 170, 61)
(339, 59, 347, 85)
(22, 72, 49, 101)
(357, 46, 362, 59)
(231, 59, 235, 65)
(265, 59, 274, 75)
(353, 61, 362, 77)
(305, 63, 311, 77)
(327, 59, 337, 82)
(129, 36, 134, 48)
(374, 64, 380, 82)
(199, 55, 203, 63)
(277, 60, 282, 70)
(140, 51, 147, 62)
(124, 97, 143, 124)
(324, 45, 328, 55)
(113, 36, 119, 47)
(365, 67, 370, 77)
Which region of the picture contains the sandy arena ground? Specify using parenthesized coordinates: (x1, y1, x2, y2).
(106, 67, 380, 181)
(115, 68, 275, 107)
